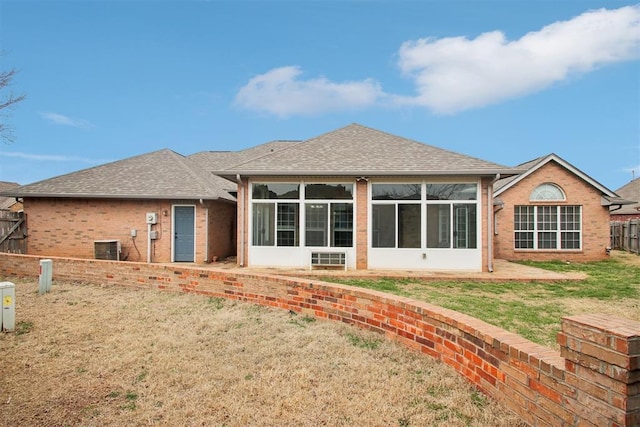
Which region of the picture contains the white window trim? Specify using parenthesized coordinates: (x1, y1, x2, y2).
(514, 205, 582, 250)
(249, 180, 356, 249)
(368, 180, 481, 250)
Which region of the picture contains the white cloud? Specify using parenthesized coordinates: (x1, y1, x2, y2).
(40, 112, 94, 129)
(397, 5, 640, 114)
(234, 66, 385, 117)
(0, 151, 104, 164)
(234, 5, 639, 117)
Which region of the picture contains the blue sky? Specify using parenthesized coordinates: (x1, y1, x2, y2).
(0, 1, 638, 191)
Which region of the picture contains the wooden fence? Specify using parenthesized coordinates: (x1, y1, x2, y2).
(610, 219, 639, 254)
(0, 210, 26, 254)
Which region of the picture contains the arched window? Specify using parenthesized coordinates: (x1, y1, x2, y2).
(530, 183, 565, 201)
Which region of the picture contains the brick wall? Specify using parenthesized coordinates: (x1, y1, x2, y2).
(495, 162, 611, 262)
(205, 200, 236, 262)
(2, 253, 637, 426)
(24, 198, 236, 264)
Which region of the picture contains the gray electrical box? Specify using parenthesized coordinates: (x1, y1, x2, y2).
(0, 282, 16, 332)
(39, 259, 53, 295)
(149, 230, 158, 240)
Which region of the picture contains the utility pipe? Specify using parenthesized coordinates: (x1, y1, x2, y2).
(147, 222, 152, 263)
(199, 199, 209, 262)
(237, 174, 245, 267)
(487, 174, 500, 273)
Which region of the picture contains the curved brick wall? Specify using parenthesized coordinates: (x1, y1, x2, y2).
(1, 253, 637, 426)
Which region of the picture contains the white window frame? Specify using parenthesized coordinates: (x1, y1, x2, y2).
(513, 205, 582, 250)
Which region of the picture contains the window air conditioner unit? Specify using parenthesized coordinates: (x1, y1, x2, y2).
(94, 240, 121, 261)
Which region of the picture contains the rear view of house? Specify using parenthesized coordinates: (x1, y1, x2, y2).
(216, 124, 518, 272)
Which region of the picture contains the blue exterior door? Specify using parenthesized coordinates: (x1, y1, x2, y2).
(174, 206, 195, 262)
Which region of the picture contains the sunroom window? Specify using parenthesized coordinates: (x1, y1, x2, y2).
(251, 182, 353, 248)
(371, 182, 478, 249)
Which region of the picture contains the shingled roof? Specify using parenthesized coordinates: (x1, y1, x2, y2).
(493, 153, 620, 201)
(612, 177, 640, 215)
(2, 149, 236, 201)
(0, 181, 20, 209)
(215, 123, 517, 179)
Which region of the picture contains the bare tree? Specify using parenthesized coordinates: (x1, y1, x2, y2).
(0, 68, 26, 144)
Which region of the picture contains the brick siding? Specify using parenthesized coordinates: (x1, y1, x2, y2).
(495, 162, 611, 262)
(2, 253, 637, 426)
(24, 198, 235, 263)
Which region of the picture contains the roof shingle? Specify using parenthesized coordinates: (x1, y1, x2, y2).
(217, 123, 515, 177)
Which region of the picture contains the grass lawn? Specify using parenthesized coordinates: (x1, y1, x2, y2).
(1, 279, 525, 427)
(326, 251, 640, 348)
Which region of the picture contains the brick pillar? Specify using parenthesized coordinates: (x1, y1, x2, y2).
(355, 179, 368, 270)
(558, 314, 639, 427)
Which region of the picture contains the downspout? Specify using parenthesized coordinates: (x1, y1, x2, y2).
(200, 199, 209, 263)
(487, 174, 500, 273)
(237, 174, 245, 267)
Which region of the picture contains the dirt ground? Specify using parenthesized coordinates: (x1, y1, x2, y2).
(0, 279, 526, 427)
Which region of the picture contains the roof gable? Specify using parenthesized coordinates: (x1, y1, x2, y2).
(218, 124, 516, 177)
(493, 153, 618, 199)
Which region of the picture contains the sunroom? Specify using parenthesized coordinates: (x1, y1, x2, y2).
(249, 181, 356, 269)
(368, 180, 481, 270)
(216, 124, 518, 271)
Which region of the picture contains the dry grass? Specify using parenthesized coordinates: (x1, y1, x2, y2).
(0, 280, 525, 427)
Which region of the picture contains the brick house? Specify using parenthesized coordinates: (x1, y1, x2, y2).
(0, 181, 23, 212)
(1, 145, 292, 263)
(493, 153, 630, 262)
(2, 124, 627, 270)
(610, 177, 640, 221)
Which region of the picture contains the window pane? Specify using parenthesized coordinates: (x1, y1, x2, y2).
(277, 203, 299, 246)
(305, 184, 353, 200)
(372, 204, 395, 248)
(427, 184, 477, 200)
(453, 204, 477, 249)
(561, 232, 581, 249)
(530, 183, 564, 201)
(560, 206, 581, 231)
(538, 232, 557, 249)
(514, 206, 534, 231)
(426, 204, 450, 248)
(515, 232, 534, 249)
(305, 203, 327, 246)
(537, 206, 557, 231)
(331, 203, 353, 247)
(398, 204, 421, 248)
(252, 203, 274, 246)
(560, 206, 581, 249)
(372, 184, 421, 200)
(252, 183, 299, 199)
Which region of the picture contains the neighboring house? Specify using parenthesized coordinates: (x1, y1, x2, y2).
(493, 153, 630, 262)
(610, 177, 640, 221)
(215, 124, 519, 272)
(0, 181, 22, 212)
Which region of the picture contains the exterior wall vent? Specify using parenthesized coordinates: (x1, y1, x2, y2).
(94, 240, 121, 261)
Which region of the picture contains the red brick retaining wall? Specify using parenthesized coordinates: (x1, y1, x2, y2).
(1, 253, 638, 426)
